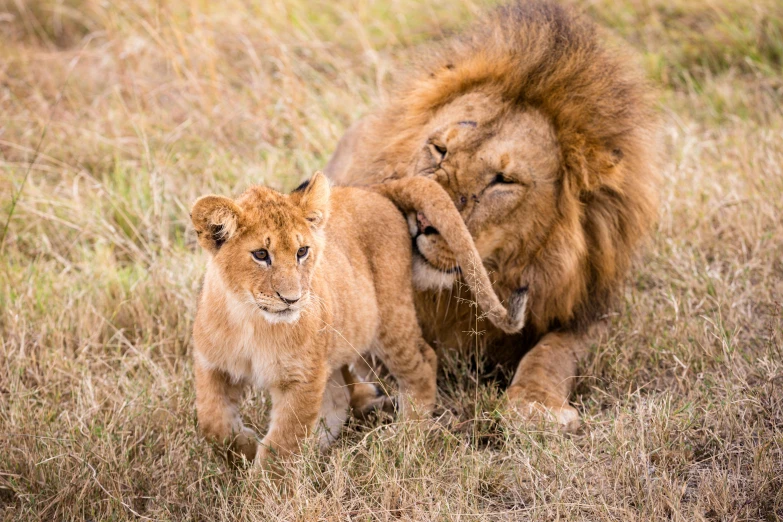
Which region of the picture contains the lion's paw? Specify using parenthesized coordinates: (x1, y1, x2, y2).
(506, 385, 581, 433)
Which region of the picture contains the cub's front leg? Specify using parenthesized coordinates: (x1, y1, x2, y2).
(193, 359, 258, 463)
(258, 370, 328, 466)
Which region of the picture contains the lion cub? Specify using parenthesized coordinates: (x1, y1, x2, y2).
(190, 172, 527, 465)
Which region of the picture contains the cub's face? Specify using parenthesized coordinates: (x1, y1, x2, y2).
(408, 92, 561, 275)
(215, 196, 319, 325)
(191, 173, 330, 325)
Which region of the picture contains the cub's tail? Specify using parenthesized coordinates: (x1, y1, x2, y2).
(373, 177, 527, 334)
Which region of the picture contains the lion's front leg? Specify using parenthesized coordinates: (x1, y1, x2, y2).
(506, 331, 585, 432)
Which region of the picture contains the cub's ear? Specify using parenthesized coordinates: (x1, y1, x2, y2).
(296, 171, 330, 229)
(190, 195, 243, 254)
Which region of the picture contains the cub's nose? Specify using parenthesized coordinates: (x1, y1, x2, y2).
(276, 291, 301, 305)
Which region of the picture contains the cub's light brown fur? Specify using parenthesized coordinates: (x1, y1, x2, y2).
(190, 173, 526, 465)
(326, 1, 660, 429)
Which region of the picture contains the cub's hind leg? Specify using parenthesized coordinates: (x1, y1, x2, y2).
(375, 328, 437, 419)
(194, 360, 257, 464)
(367, 228, 437, 419)
(373, 291, 438, 419)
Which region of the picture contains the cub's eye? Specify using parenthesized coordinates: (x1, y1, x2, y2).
(251, 249, 269, 263)
(297, 246, 309, 259)
(491, 172, 514, 185)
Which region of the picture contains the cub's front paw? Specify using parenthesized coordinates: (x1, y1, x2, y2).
(506, 383, 580, 432)
(255, 443, 289, 480)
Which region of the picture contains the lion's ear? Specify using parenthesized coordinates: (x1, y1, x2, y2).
(296, 171, 330, 229)
(190, 195, 243, 254)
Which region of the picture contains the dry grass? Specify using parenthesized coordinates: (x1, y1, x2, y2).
(1, 0, 782, 520)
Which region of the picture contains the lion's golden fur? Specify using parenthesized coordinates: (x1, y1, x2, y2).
(328, 1, 660, 363)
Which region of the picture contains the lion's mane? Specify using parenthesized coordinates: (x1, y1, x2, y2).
(338, 1, 660, 351)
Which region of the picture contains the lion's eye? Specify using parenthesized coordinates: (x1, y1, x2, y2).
(491, 173, 514, 185)
(297, 246, 309, 260)
(429, 141, 447, 162)
(251, 249, 270, 263)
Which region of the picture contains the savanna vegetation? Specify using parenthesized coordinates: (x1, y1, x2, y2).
(1, 0, 781, 519)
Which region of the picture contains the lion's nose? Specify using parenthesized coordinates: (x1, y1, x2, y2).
(276, 291, 301, 305)
(416, 212, 439, 236)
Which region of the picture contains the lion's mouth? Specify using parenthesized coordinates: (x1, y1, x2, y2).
(411, 212, 461, 275)
(411, 242, 461, 274)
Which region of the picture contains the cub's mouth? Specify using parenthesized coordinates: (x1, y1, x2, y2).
(257, 305, 301, 324)
(259, 305, 295, 314)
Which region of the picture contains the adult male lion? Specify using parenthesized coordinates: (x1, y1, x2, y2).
(325, 1, 659, 430)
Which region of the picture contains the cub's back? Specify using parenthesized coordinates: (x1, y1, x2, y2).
(315, 186, 414, 366)
(325, 186, 412, 266)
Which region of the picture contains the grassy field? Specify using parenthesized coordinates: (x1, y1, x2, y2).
(1, 0, 782, 519)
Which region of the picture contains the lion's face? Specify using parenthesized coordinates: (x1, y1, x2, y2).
(409, 92, 561, 276)
(191, 176, 330, 325)
(324, 2, 659, 335)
